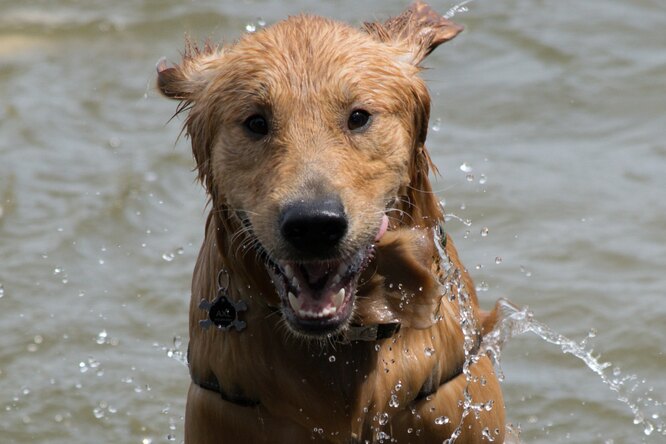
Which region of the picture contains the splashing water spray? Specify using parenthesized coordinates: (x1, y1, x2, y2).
(479, 300, 665, 438)
(437, 201, 665, 441)
(444, 0, 477, 19)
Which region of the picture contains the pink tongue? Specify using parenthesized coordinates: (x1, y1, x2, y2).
(375, 214, 389, 241)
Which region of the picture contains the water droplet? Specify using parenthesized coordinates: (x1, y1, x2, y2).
(424, 347, 435, 357)
(96, 330, 108, 345)
(394, 381, 402, 392)
(495, 256, 502, 264)
(434, 416, 449, 425)
(162, 253, 175, 262)
(377, 431, 390, 440)
(328, 355, 336, 363)
(389, 394, 399, 408)
(459, 162, 472, 173)
(431, 118, 441, 132)
(378, 412, 389, 425)
(479, 174, 487, 184)
(245, 23, 257, 32)
(476, 281, 489, 292)
(643, 421, 654, 435)
(108, 136, 121, 148)
(257, 18, 267, 27)
(480, 227, 489, 237)
(93, 407, 105, 419)
(466, 174, 474, 182)
(481, 427, 495, 441)
(0, 283, 4, 298)
(374, 344, 381, 352)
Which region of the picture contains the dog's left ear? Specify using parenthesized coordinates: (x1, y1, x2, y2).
(363, 0, 463, 66)
(156, 40, 222, 100)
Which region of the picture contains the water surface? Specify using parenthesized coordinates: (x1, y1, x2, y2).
(1, 1, 664, 442)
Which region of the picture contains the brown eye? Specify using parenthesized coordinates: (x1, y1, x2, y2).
(348, 109, 371, 131)
(244, 114, 268, 136)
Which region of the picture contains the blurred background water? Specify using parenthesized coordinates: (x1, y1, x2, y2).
(0, 0, 664, 442)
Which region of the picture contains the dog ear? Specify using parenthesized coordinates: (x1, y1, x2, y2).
(157, 40, 225, 196)
(363, 0, 463, 65)
(156, 40, 222, 100)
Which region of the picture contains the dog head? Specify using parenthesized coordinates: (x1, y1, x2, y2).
(159, 1, 462, 337)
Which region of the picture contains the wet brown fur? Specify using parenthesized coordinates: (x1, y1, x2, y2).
(159, 2, 505, 442)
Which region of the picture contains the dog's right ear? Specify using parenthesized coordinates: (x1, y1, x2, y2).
(156, 40, 222, 100)
(363, 0, 463, 66)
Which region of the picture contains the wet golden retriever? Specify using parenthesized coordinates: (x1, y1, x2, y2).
(158, 1, 506, 442)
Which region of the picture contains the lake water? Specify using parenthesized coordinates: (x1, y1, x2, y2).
(1, 0, 664, 442)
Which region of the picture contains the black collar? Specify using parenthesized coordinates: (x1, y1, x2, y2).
(345, 322, 401, 342)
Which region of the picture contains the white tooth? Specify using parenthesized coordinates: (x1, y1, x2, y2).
(288, 292, 300, 311)
(333, 288, 345, 309)
(322, 306, 337, 317)
(284, 264, 294, 279)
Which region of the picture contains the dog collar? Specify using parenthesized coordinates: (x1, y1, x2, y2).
(345, 322, 401, 342)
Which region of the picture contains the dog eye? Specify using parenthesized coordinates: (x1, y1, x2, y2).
(347, 109, 371, 131)
(244, 115, 269, 136)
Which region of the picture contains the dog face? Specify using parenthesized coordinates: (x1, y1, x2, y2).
(159, 7, 462, 337)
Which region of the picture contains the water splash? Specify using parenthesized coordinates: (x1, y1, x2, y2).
(434, 210, 665, 441)
(435, 227, 501, 443)
(157, 336, 187, 367)
(480, 299, 666, 437)
(444, 0, 476, 19)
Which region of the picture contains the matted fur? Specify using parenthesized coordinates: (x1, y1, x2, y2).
(159, 1, 506, 442)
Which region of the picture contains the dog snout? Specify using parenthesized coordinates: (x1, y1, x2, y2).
(279, 197, 348, 255)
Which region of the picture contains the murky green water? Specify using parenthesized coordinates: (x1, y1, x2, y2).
(1, 1, 664, 442)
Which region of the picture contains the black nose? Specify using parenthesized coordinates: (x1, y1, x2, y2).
(280, 198, 348, 255)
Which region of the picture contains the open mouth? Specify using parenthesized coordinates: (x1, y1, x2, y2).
(264, 246, 374, 336)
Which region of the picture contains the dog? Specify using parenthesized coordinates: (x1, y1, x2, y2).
(158, 1, 506, 442)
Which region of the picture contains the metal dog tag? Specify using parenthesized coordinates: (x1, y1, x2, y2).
(199, 269, 247, 332)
